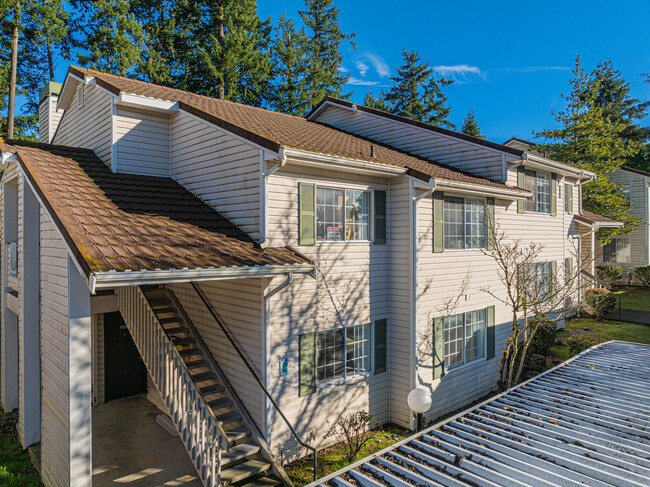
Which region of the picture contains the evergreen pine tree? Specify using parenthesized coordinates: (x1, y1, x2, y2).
(461, 108, 482, 138)
(269, 13, 311, 116)
(299, 0, 355, 102)
(536, 56, 642, 242)
(75, 0, 144, 77)
(382, 48, 454, 129)
(363, 90, 387, 111)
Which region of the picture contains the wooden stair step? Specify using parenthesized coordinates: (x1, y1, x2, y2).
(250, 476, 283, 487)
(220, 459, 271, 486)
(216, 411, 241, 427)
(221, 443, 261, 468)
(149, 298, 171, 308)
(207, 397, 233, 411)
(184, 359, 209, 370)
(160, 316, 182, 325)
(178, 348, 201, 357)
(165, 326, 188, 335)
(200, 383, 225, 395)
(191, 371, 216, 382)
(172, 336, 195, 346)
(155, 307, 176, 315)
(225, 426, 251, 444)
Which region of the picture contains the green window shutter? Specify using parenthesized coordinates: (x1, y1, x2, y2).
(517, 166, 526, 214)
(433, 317, 445, 379)
(551, 260, 558, 295)
(299, 332, 316, 396)
(486, 306, 496, 360)
(551, 174, 557, 216)
(433, 191, 444, 253)
(565, 257, 574, 284)
(374, 190, 387, 245)
(374, 319, 387, 374)
(565, 183, 573, 214)
(486, 197, 495, 251)
(298, 183, 316, 246)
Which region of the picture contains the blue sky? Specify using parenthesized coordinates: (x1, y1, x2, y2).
(259, 0, 650, 143)
(33, 0, 650, 145)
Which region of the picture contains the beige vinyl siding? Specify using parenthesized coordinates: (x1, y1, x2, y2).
(314, 105, 505, 182)
(167, 280, 266, 430)
(171, 111, 261, 239)
(415, 187, 578, 423)
(266, 167, 390, 458)
(92, 314, 105, 405)
(597, 169, 649, 273)
(115, 107, 171, 176)
(39, 96, 63, 144)
(53, 83, 113, 168)
(40, 207, 70, 487)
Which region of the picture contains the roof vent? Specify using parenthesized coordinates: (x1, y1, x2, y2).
(77, 84, 85, 109)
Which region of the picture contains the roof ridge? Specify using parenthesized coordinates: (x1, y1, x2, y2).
(4, 138, 96, 153)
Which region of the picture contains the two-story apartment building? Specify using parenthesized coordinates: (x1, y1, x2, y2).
(1, 67, 613, 487)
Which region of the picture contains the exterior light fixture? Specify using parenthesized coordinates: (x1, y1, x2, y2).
(408, 387, 432, 432)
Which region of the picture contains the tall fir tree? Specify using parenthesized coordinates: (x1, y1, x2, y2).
(299, 0, 355, 102)
(75, 0, 144, 77)
(269, 13, 311, 116)
(461, 108, 483, 138)
(363, 90, 387, 111)
(382, 48, 454, 129)
(535, 56, 642, 242)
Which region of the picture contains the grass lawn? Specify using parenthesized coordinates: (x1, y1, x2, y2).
(285, 425, 410, 486)
(551, 316, 650, 362)
(611, 286, 650, 311)
(0, 410, 40, 486)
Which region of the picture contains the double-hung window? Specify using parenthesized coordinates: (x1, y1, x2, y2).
(603, 238, 631, 264)
(443, 309, 486, 369)
(524, 170, 551, 213)
(523, 262, 554, 301)
(443, 197, 486, 250)
(316, 187, 371, 241)
(316, 324, 372, 384)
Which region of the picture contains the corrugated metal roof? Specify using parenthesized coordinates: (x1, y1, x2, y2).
(312, 341, 650, 487)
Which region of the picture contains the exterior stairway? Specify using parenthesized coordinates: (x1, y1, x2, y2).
(117, 285, 290, 487)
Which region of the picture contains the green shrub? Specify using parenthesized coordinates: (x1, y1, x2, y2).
(584, 288, 616, 319)
(631, 265, 650, 287)
(596, 265, 622, 286)
(566, 335, 599, 357)
(530, 321, 557, 356)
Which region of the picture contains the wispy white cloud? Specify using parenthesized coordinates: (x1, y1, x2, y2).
(365, 53, 390, 77)
(355, 61, 369, 77)
(337, 65, 348, 73)
(347, 77, 380, 86)
(432, 64, 485, 80)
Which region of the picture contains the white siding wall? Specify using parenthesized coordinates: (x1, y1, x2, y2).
(115, 107, 171, 176)
(40, 207, 70, 487)
(171, 111, 261, 239)
(168, 280, 266, 431)
(53, 83, 113, 167)
(39, 95, 64, 144)
(266, 167, 390, 459)
(315, 106, 506, 182)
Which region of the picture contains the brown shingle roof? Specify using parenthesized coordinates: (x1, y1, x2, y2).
(68, 66, 527, 194)
(6, 139, 310, 276)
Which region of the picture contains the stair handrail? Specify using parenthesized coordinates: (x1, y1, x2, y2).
(189, 282, 319, 483)
(137, 287, 233, 451)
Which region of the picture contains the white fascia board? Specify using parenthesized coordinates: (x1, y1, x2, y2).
(90, 264, 315, 291)
(523, 153, 584, 177)
(435, 179, 531, 200)
(116, 92, 180, 113)
(281, 147, 406, 177)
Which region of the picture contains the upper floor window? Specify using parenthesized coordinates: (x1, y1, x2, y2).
(603, 238, 631, 264)
(444, 309, 486, 369)
(316, 324, 372, 384)
(443, 197, 486, 250)
(316, 187, 371, 242)
(619, 184, 631, 202)
(524, 170, 551, 213)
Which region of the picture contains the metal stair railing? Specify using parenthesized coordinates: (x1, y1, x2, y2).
(189, 282, 320, 482)
(117, 286, 230, 487)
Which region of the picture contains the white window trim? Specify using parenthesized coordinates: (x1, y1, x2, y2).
(315, 323, 375, 388)
(315, 184, 375, 244)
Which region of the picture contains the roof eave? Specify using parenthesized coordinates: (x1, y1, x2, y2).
(434, 179, 531, 200)
(281, 147, 407, 176)
(90, 263, 315, 292)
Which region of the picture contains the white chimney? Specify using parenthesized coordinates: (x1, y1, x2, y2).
(39, 81, 64, 144)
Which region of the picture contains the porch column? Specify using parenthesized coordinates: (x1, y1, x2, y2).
(68, 256, 92, 486)
(20, 183, 41, 446)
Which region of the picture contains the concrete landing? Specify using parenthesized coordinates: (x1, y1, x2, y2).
(92, 394, 202, 486)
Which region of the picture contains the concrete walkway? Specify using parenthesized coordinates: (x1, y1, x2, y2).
(605, 308, 650, 325)
(92, 395, 202, 487)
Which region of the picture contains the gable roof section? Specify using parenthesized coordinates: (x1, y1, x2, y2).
(575, 210, 624, 228)
(4, 139, 311, 282)
(311, 341, 650, 487)
(65, 66, 527, 195)
(621, 165, 650, 178)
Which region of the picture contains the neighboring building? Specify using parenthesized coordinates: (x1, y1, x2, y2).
(1, 68, 611, 487)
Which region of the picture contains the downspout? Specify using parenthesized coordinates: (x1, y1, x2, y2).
(579, 171, 596, 215)
(503, 153, 527, 185)
(410, 177, 435, 429)
(260, 148, 287, 249)
(263, 272, 294, 443)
